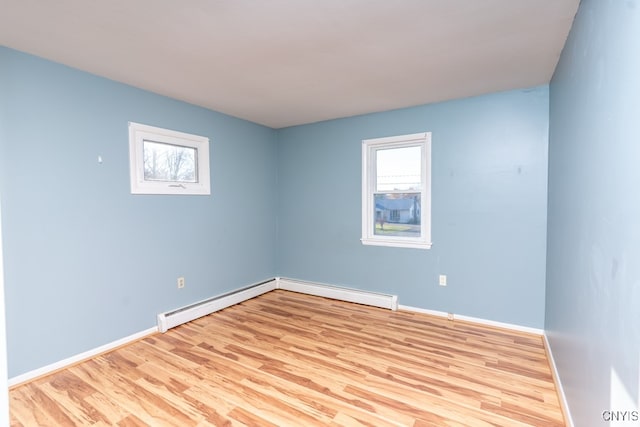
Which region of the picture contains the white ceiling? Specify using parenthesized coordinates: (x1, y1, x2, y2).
(0, 0, 578, 129)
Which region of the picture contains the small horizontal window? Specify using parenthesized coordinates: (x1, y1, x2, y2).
(128, 122, 210, 195)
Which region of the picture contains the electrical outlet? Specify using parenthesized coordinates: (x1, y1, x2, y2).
(447, 313, 454, 321)
(439, 274, 447, 286)
(177, 277, 185, 289)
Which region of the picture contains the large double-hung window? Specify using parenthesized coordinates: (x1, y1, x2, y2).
(361, 132, 431, 249)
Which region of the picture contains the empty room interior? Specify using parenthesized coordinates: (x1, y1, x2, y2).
(0, 0, 639, 426)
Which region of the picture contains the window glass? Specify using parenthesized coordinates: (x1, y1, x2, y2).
(374, 193, 421, 237)
(376, 146, 421, 191)
(143, 140, 197, 183)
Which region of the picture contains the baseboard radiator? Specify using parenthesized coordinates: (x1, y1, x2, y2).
(157, 277, 398, 333)
(277, 277, 398, 311)
(157, 279, 277, 333)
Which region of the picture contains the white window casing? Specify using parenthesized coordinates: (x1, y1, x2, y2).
(361, 132, 432, 249)
(128, 122, 211, 195)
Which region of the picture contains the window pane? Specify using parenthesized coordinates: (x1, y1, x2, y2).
(143, 140, 197, 183)
(376, 146, 421, 191)
(374, 193, 421, 237)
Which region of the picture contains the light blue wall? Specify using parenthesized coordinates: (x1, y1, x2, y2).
(0, 47, 278, 377)
(0, 44, 554, 379)
(546, 1, 640, 424)
(277, 87, 549, 328)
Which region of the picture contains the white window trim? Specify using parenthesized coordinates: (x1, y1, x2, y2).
(128, 122, 210, 195)
(361, 132, 432, 249)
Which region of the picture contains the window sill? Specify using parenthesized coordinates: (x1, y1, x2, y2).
(361, 238, 432, 250)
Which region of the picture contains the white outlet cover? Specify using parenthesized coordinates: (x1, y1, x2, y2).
(439, 275, 447, 286)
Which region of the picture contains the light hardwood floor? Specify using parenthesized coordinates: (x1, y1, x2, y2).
(9, 290, 565, 426)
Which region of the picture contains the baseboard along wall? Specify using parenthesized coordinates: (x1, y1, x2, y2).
(8, 327, 157, 388)
(9, 276, 550, 389)
(398, 304, 544, 336)
(543, 333, 574, 427)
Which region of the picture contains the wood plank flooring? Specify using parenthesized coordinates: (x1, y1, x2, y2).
(9, 290, 565, 426)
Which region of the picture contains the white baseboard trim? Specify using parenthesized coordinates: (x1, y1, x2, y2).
(9, 278, 279, 386)
(276, 277, 398, 311)
(398, 304, 544, 336)
(398, 305, 449, 318)
(543, 333, 574, 427)
(7, 277, 547, 390)
(8, 326, 157, 387)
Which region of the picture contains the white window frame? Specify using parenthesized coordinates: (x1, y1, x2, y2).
(361, 132, 432, 249)
(128, 122, 210, 195)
